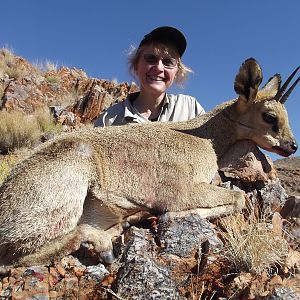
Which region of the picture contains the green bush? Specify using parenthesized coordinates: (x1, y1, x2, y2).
(45, 75, 60, 85)
(0, 155, 18, 184)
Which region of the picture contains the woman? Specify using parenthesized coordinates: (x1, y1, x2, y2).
(94, 26, 205, 127)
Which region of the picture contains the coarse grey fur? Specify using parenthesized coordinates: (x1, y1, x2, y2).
(0, 58, 298, 268)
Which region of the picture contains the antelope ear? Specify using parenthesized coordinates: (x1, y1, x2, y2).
(257, 74, 281, 100)
(234, 58, 263, 103)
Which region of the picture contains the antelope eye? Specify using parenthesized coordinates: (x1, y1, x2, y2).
(262, 112, 279, 132)
(262, 112, 277, 124)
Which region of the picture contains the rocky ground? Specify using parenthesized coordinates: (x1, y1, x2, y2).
(274, 157, 300, 197)
(0, 49, 299, 299)
(0, 145, 299, 300)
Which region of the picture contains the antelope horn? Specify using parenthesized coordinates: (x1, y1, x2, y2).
(279, 75, 300, 104)
(274, 66, 300, 101)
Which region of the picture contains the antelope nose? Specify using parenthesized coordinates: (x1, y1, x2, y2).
(291, 141, 298, 153)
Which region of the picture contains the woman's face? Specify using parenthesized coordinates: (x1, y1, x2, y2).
(134, 43, 179, 96)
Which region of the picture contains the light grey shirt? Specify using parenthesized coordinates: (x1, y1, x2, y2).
(94, 92, 205, 127)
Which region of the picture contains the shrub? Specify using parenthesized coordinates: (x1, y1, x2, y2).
(0, 47, 14, 78)
(218, 211, 289, 275)
(49, 90, 79, 107)
(34, 108, 62, 134)
(0, 110, 41, 153)
(45, 75, 60, 85)
(0, 47, 14, 65)
(6, 64, 29, 80)
(0, 47, 29, 80)
(0, 85, 5, 101)
(0, 109, 62, 153)
(33, 59, 59, 73)
(0, 154, 18, 184)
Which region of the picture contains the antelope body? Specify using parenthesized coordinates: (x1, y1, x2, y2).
(0, 58, 298, 267)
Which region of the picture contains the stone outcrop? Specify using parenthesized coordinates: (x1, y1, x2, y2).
(70, 79, 137, 124)
(0, 49, 138, 124)
(113, 213, 220, 299)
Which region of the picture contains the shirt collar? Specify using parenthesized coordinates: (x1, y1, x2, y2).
(123, 92, 170, 122)
(123, 92, 149, 123)
(163, 93, 170, 106)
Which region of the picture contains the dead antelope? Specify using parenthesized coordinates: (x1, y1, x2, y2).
(0, 58, 298, 268)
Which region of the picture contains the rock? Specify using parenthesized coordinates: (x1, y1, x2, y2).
(266, 287, 300, 300)
(0, 50, 138, 124)
(259, 179, 288, 214)
(69, 79, 138, 124)
(0, 263, 111, 299)
(1, 49, 299, 300)
(280, 196, 300, 219)
(218, 141, 277, 190)
(1, 266, 49, 299)
(157, 212, 221, 258)
(85, 264, 109, 282)
(70, 80, 115, 123)
(281, 196, 300, 249)
(113, 213, 219, 299)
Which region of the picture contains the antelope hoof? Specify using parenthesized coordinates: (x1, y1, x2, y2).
(0, 266, 11, 277)
(100, 250, 116, 264)
(121, 221, 131, 230)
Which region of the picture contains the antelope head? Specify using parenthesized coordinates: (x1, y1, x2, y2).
(233, 58, 299, 157)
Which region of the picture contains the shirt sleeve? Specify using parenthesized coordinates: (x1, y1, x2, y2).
(94, 101, 126, 127)
(194, 99, 206, 116)
(94, 111, 108, 127)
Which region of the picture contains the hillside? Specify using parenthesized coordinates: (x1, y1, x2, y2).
(274, 156, 300, 197)
(0, 49, 299, 299)
(0, 48, 138, 125)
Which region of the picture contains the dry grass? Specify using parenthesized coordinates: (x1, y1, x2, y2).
(218, 211, 289, 275)
(0, 47, 14, 78)
(0, 108, 62, 153)
(34, 108, 62, 134)
(0, 84, 5, 101)
(7, 63, 29, 80)
(0, 47, 29, 80)
(49, 90, 79, 107)
(33, 59, 60, 73)
(0, 47, 14, 64)
(0, 110, 41, 153)
(0, 154, 18, 184)
(0, 148, 34, 184)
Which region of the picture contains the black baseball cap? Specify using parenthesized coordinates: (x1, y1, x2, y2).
(138, 26, 187, 57)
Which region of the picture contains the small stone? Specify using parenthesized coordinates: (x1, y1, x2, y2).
(73, 266, 85, 277)
(85, 264, 109, 282)
(56, 265, 66, 277)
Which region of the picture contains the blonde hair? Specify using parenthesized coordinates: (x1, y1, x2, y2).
(128, 41, 193, 85)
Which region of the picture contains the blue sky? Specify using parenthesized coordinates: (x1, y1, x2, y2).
(1, 0, 299, 161)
